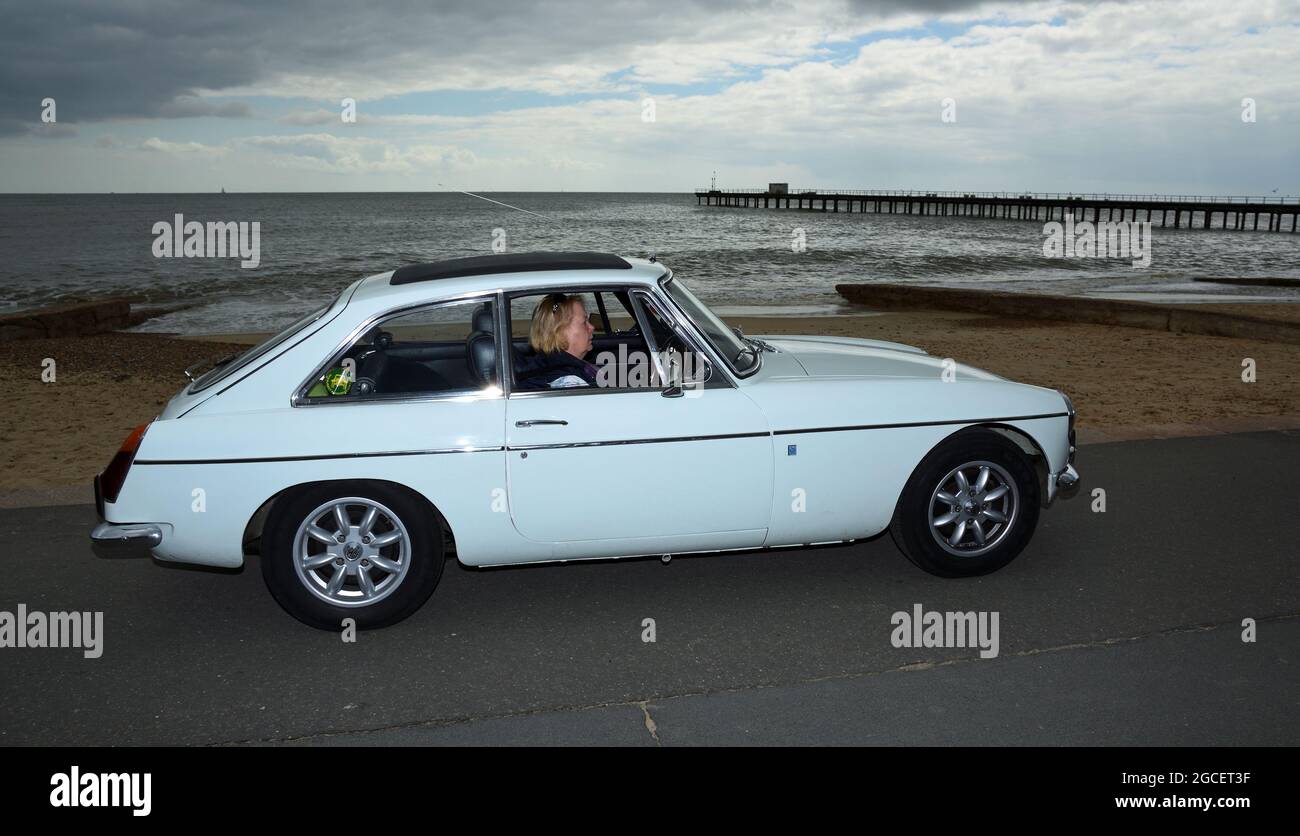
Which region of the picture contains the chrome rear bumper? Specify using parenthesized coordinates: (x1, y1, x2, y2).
(90, 522, 162, 559)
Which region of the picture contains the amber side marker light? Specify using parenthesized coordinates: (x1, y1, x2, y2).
(99, 422, 151, 504)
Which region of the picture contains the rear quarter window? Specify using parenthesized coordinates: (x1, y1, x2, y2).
(189, 303, 332, 394)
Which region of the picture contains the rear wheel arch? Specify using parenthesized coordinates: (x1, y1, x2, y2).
(243, 479, 456, 558)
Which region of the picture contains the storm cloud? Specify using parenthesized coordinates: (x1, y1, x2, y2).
(0, 0, 1083, 132)
(0, 0, 1294, 193)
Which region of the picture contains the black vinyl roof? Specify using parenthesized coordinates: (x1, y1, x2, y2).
(390, 252, 632, 285)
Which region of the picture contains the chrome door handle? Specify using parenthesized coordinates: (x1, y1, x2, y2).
(515, 419, 569, 427)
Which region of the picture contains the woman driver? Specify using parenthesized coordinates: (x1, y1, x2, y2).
(515, 293, 600, 390)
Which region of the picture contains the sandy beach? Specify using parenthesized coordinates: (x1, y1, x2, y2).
(4, 308, 1298, 496)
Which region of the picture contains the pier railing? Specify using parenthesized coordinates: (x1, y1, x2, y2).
(694, 188, 1300, 205)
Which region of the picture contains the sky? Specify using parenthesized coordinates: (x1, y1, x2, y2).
(0, 0, 1296, 194)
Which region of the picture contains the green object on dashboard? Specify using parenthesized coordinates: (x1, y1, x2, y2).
(308, 365, 354, 397)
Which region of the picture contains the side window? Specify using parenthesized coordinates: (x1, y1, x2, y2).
(301, 297, 499, 402)
(600, 292, 639, 334)
(504, 288, 716, 394)
(508, 291, 602, 392)
(509, 292, 603, 342)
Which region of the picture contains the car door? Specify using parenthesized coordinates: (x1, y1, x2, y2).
(505, 289, 772, 550)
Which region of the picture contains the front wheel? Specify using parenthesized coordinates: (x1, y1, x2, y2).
(889, 429, 1040, 577)
(262, 481, 444, 630)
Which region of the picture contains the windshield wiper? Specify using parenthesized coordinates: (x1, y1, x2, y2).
(731, 325, 775, 354)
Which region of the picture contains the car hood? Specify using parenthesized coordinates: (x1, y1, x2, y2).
(756, 335, 1004, 381)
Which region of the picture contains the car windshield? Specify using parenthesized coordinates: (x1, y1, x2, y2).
(661, 274, 758, 375)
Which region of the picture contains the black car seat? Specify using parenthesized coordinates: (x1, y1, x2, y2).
(466, 303, 497, 385)
(353, 329, 391, 396)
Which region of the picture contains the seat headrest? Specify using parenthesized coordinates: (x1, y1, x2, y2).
(471, 303, 494, 334)
(467, 332, 497, 385)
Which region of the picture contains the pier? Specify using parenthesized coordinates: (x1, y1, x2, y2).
(695, 187, 1300, 232)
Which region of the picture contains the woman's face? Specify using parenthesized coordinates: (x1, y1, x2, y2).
(561, 299, 594, 358)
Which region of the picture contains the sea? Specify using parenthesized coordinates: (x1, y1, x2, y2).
(2, 192, 1298, 335)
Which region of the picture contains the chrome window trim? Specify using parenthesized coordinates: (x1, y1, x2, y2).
(290, 289, 505, 408)
(293, 388, 504, 407)
(644, 277, 740, 387)
(495, 289, 513, 399)
(629, 288, 725, 389)
(657, 270, 761, 379)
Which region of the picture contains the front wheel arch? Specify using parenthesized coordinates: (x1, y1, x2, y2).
(892, 424, 1042, 519)
(888, 426, 1042, 577)
(978, 423, 1052, 508)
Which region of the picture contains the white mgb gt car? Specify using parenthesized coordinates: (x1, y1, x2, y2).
(92, 252, 1079, 629)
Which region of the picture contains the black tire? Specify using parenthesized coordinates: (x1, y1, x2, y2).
(261, 481, 444, 630)
(889, 428, 1040, 577)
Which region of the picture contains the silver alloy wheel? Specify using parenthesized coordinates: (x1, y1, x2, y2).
(292, 497, 412, 607)
(928, 460, 1019, 557)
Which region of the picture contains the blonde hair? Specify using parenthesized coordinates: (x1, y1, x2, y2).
(529, 294, 585, 354)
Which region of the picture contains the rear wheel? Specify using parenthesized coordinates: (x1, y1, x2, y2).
(889, 429, 1040, 577)
(262, 481, 444, 630)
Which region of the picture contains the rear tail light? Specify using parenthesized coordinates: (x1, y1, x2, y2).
(99, 422, 151, 504)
